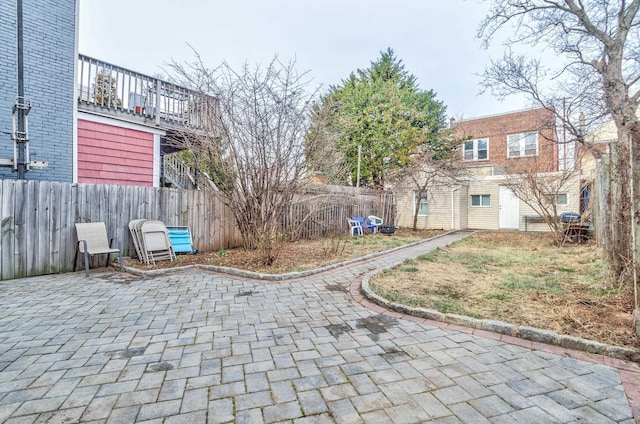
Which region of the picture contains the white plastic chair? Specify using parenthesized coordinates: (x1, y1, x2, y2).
(368, 215, 383, 234)
(347, 218, 364, 237)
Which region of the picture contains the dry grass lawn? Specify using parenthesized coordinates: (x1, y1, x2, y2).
(370, 231, 638, 350)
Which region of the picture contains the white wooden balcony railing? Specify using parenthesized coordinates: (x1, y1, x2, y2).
(77, 54, 217, 132)
(162, 153, 219, 191)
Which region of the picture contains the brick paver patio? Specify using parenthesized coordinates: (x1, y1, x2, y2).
(0, 232, 638, 423)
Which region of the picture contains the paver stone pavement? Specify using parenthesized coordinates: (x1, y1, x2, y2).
(0, 231, 638, 423)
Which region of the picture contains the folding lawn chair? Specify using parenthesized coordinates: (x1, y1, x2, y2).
(74, 222, 123, 277)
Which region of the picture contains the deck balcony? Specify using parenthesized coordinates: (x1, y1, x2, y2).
(77, 54, 217, 134)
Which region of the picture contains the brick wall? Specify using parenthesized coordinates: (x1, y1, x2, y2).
(453, 107, 559, 173)
(0, 0, 76, 182)
(77, 119, 154, 186)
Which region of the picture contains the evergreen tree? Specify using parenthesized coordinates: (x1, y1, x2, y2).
(308, 48, 447, 188)
(92, 69, 122, 108)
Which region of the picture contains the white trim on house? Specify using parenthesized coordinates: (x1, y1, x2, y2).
(153, 134, 161, 187)
(72, 0, 80, 183)
(470, 194, 491, 207)
(507, 131, 538, 158)
(463, 137, 489, 162)
(452, 106, 548, 124)
(77, 111, 167, 136)
(457, 170, 571, 182)
(412, 191, 429, 216)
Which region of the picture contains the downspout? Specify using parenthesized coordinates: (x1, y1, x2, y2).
(16, 0, 27, 179)
(72, 0, 80, 182)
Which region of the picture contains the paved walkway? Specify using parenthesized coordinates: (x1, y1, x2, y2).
(0, 232, 638, 423)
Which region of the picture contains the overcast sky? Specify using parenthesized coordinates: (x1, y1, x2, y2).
(78, 0, 534, 119)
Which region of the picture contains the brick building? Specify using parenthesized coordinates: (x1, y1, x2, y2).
(394, 107, 580, 232)
(452, 107, 559, 174)
(0, 0, 77, 181)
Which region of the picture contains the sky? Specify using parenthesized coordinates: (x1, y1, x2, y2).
(78, 0, 534, 120)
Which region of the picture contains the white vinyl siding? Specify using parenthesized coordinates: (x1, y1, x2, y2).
(396, 169, 581, 233)
(507, 132, 538, 158)
(463, 138, 488, 161)
(395, 177, 458, 230)
(468, 185, 500, 230)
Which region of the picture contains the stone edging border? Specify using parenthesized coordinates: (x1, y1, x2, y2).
(360, 266, 640, 363)
(123, 231, 457, 281)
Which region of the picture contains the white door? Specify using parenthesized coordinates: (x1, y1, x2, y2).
(499, 186, 520, 229)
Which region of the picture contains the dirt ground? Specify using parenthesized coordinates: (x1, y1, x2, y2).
(127, 229, 443, 274)
(127, 230, 638, 350)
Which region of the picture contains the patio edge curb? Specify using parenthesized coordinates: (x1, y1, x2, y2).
(360, 268, 640, 363)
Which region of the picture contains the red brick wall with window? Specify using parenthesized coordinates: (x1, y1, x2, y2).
(453, 107, 559, 173)
(77, 119, 154, 186)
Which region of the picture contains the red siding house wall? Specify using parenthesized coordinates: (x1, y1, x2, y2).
(77, 119, 154, 186)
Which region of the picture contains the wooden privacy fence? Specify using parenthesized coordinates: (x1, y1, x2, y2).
(284, 185, 396, 240)
(0, 179, 243, 281)
(0, 180, 396, 281)
(593, 157, 610, 249)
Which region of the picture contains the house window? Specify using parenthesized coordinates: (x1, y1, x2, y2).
(463, 138, 488, 161)
(471, 194, 491, 207)
(413, 192, 428, 216)
(507, 132, 538, 158)
(546, 193, 568, 205)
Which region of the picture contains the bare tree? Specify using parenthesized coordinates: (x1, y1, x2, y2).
(168, 56, 323, 265)
(504, 156, 578, 244)
(479, 1, 640, 292)
(391, 134, 461, 231)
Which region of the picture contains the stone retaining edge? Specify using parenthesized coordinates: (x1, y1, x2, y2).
(360, 268, 640, 363)
(122, 231, 458, 281)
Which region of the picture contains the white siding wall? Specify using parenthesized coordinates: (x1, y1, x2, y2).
(467, 182, 500, 230)
(518, 173, 582, 231)
(395, 184, 457, 230)
(395, 171, 581, 232)
(457, 185, 469, 229)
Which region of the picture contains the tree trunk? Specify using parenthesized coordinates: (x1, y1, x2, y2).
(628, 125, 640, 307)
(602, 53, 636, 289)
(609, 136, 632, 287)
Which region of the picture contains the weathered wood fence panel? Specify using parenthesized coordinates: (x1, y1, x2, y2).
(0, 180, 396, 281)
(594, 157, 610, 249)
(286, 186, 396, 240)
(0, 180, 244, 280)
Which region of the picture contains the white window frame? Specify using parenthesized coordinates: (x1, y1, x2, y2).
(507, 132, 538, 158)
(546, 193, 568, 205)
(471, 194, 491, 207)
(463, 138, 489, 161)
(413, 191, 428, 216)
